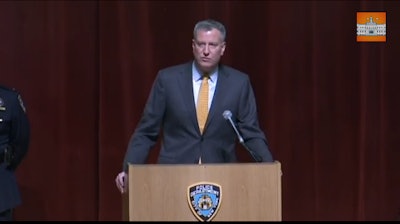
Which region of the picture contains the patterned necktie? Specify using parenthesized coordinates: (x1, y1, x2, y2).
(197, 75, 209, 134)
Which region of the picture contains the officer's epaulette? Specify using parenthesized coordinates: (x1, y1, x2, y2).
(0, 85, 26, 112)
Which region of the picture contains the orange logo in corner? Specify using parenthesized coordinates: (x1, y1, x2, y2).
(356, 12, 386, 42)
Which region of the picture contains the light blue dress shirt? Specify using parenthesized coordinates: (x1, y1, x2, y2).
(192, 63, 218, 110)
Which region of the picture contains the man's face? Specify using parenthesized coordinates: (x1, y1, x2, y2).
(192, 28, 226, 74)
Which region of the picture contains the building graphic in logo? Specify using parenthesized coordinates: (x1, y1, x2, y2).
(187, 182, 222, 222)
(356, 12, 386, 42)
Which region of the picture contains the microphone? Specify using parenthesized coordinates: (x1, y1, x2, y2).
(222, 110, 262, 162)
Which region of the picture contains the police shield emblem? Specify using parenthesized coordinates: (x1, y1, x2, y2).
(187, 182, 222, 222)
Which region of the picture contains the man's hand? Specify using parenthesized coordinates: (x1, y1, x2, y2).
(115, 171, 128, 193)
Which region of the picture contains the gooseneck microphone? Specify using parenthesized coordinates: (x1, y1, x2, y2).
(222, 110, 262, 162)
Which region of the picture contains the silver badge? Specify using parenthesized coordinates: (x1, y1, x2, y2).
(0, 97, 5, 111)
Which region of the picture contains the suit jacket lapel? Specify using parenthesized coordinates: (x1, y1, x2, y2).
(177, 62, 200, 131)
(205, 66, 229, 131)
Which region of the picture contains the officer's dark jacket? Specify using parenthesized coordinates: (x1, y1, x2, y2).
(0, 85, 30, 213)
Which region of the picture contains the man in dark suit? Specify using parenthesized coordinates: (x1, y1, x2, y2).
(0, 85, 30, 221)
(115, 19, 273, 193)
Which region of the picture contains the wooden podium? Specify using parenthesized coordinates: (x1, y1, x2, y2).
(122, 161, 281, 221)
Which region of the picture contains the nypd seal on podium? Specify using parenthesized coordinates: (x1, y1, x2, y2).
(187, 182, 222, 222)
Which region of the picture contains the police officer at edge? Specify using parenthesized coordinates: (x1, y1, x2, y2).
(0, 85, 30, 221)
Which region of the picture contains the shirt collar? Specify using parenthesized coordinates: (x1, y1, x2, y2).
(192, 62, 217, 82)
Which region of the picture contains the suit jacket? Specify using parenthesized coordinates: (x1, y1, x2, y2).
(123, 61, 273, 171)
(0, 85, 30, 212)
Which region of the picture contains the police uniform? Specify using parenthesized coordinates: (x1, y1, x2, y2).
(0, 85, 30, 221)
